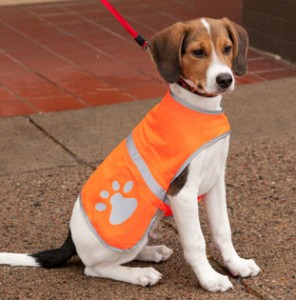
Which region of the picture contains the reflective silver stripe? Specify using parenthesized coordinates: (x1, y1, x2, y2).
(126, 134, 166, 200)
(170, 89, 224, 114)
(172, 131, 231, 181)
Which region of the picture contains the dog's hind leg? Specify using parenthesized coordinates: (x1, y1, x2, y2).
(136, 245, 173, 263)
(70, 199, 163, 286)
(84, 264, 162, 286)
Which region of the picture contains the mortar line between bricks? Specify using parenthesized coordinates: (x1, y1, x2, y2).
(27, 116, 97, 169)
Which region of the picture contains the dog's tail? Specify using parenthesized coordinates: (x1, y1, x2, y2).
(0, 230, 76, 269)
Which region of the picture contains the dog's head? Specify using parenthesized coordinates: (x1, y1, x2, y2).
(149, 18, 249, 96)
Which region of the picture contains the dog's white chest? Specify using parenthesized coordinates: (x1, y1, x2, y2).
(187, 136, 230, 196)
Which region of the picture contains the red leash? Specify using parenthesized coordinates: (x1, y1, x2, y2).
(100, 0, 203, 209)
(100, 0, 149, 51)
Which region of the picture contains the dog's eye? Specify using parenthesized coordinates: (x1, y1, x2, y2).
(223, 45, 232, 55)
(192, 49, 206, 58)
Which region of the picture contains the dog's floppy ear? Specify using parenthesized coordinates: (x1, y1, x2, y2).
(222, 18, 249, 76)
(149, 22, 188, 83)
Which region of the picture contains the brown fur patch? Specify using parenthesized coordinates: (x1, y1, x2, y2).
(221, 18, 249, 75)
(149, 22, 188, 83)
(168, 166, 189, 196)
(206, 19, 234, 68)
(181, 22, 212, 90)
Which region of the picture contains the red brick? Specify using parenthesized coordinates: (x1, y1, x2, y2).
(83, 60, 136, 77)
(79, 10, 117, 22)
(235, 73, 265, 85)
(7, 17, 47, 32)
(126, 84, 167, 100)
(132, 13, 176, 31)
(256, 68, 296, 80)
(21, 54, 72, 72)
(0, 88, 16, 100)
(81, 90, 134, 106)
(24, 5, 67, 15)
(62, 2, 105, 13)
(0, 7, 31, 21)
(40, 66, 85, 82)
(5, 44, 51, 62)
(43, 13, 81, 25)
(0, 88, 35, 117)
(27, 94, 87, 113)
(59, 74, 110, 95)
(102, 73, 163, 90)
(248, 58, 286, 72)
(114, 4, 156, 17)
(13, 82, 65, 99)
(0, 71, 47, 87)
(45, 37, 88, 54)
(108, 0, 140, 8)
(0, 53, 26, 74)
(247, 49, 263, 59)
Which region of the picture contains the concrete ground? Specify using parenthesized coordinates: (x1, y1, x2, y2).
(0, 77, 295, 299)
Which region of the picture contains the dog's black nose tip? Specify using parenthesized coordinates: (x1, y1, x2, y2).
(216, 73, 233, 89)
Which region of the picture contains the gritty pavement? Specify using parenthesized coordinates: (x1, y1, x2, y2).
(0, 77, 295, 299)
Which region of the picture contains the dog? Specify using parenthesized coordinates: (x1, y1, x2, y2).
(0, 17, 260, 292)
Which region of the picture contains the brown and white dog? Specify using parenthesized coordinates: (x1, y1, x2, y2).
(0, 18, 260, 292)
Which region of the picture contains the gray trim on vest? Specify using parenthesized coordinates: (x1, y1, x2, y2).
(126, 134, 167, 200)
(170, 90, 224, 114)
(79, 195, 159, 253)
(172, 131, 231, 182)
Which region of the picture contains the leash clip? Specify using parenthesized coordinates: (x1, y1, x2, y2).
(135, 34, 149, 51)
(141, 41, 149, 51)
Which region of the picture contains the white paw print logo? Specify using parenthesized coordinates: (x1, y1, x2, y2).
(95, 180, 138, 225)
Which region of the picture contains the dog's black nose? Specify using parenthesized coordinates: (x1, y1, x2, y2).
(216, 73, 233, 89)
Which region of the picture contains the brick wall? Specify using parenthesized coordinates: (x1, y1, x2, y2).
(243, 0, 296, 62)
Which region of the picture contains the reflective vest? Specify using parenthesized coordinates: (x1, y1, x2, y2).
(80, 90, 231, 252)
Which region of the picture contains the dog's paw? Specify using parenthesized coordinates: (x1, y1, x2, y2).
(136, 245, 173, 263)
(199, 270, 233, 292)
(224, 258, 261, 277)
(148, 245, 173, 263)
(157, 245, 173, 262)
(133, 267, 162, 287)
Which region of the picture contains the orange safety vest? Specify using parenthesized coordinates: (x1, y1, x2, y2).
(80, 90, 230, 252)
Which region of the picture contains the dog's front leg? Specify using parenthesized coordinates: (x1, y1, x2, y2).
(168, 186, 233, 292)
(203, 172, 261, 278)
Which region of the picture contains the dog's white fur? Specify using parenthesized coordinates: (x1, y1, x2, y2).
(0, 18, 260, 292)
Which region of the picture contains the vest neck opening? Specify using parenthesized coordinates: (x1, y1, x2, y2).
(169, 84, 223, 114)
